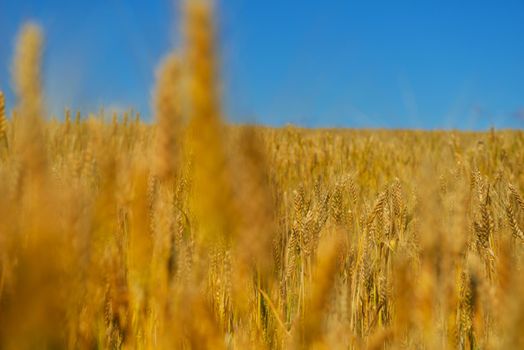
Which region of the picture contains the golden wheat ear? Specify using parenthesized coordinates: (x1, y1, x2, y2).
(153, 53, 183, 182)
(12, 23, 47, 183)
(12, 23, 44, 119)
(184, 0, 236, 246)
(0, 91, 8, 151)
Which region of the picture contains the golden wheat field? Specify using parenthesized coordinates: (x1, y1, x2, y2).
(1, 1, 524, 349)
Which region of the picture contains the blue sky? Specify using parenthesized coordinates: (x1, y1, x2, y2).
(1, 0, 523, 129)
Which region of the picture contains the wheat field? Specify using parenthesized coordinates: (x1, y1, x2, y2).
(1, 1, 524, 349)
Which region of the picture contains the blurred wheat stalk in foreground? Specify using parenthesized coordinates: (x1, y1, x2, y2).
(1, 1, 524, 349)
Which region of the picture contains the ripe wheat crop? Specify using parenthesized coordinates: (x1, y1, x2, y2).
(0, 1, 523, 349)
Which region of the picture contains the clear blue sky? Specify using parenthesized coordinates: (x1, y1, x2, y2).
(1, 0, 523, 129)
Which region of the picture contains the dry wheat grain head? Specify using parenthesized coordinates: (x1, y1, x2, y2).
(0, 91, 8, 150)
(153, 53, 183, 181)
(12, 23, 47, 180)
(184, 0, 235, 245)
(12, 24, 44, 119)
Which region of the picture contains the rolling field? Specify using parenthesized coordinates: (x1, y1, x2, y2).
(1, 2, 524, 349)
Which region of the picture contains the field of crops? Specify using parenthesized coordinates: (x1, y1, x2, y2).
(1, 2, 524, 349)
